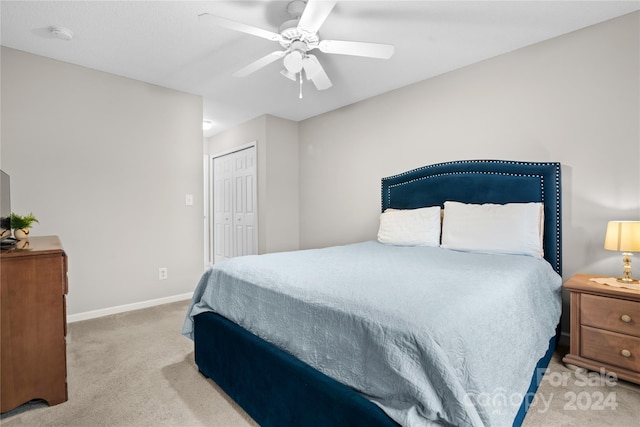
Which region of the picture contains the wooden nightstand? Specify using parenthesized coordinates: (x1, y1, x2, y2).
(562, 274, 640, 385)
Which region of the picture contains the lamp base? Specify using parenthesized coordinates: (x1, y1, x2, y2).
(617, 252, 639, 284)
(616, 276, 640, 284)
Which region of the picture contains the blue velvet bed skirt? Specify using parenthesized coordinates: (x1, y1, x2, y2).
(194, 311, 557, 427)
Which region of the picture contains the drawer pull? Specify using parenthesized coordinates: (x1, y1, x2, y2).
(620, 349, 632, 358)
(620, 314, 632, 323)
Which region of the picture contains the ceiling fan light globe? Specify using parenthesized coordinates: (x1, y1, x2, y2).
(284, 51, 304, 73)
(302, 57, 320, 79)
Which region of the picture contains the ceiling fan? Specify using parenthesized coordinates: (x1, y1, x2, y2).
(199, 0, 394, 95)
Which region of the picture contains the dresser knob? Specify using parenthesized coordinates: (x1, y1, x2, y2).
(621, 349, 632, 358)
(620, 314, 632, 323)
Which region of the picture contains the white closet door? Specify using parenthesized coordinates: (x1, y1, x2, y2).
(212, 145, 257, 263)
(231, 147, 257, 257)
(213, 154, 234, 263)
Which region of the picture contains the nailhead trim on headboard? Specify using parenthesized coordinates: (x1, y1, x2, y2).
(383, 159, 558, 180)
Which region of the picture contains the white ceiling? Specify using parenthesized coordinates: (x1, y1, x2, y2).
(2, 1, 638, 137)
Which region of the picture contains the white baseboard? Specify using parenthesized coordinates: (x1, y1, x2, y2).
(67, 292, 193, 323)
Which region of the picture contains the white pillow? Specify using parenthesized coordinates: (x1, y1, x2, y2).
(441, 201, 544, 258)
(377, 206, 441, 247)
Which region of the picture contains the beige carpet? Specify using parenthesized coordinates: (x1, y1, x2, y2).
(1, 300, 638, 426)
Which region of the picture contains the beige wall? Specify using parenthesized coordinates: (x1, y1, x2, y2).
(298, 12, 640, 281)
(1, 47, 204, 316)
(264, 115, 300, 253)
(207, 114, 299, 255)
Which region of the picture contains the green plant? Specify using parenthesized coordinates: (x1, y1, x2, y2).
(10, 212, 39, 229)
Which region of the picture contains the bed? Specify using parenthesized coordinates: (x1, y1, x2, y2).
(183, 159, 562, 427)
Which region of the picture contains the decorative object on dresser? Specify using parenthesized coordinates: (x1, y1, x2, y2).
(562, 274, 640, 385)
(0, 236, 69, 413)
(604, 220, 640, 284)
(9, 212, 39, 240)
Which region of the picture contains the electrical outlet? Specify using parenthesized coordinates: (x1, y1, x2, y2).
(158, 267, 168, 280)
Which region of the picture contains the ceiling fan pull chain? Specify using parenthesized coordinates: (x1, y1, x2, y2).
(299, 72, 303, 99)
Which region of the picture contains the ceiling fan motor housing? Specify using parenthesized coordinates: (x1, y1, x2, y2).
(279, 19, 319, 50)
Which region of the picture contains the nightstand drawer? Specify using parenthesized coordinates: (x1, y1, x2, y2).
(581, 326, 640, 372)
(581, 293, 640, 337)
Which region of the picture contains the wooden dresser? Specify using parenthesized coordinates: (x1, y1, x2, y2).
(563, 274, 640, 385)
(1, 236, 69, 413)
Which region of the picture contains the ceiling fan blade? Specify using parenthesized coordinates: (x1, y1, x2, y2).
(198, 13, 282, 42)
(297, 0, 337, 34)
(234, 51, 286, 78)
(303, 55, 332, 90)
(318, 40, 394, 59)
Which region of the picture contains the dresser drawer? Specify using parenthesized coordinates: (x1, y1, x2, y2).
(581, 326, 640, 372)
(581, 293, 640, 337)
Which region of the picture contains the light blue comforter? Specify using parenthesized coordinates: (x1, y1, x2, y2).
(182, 241, 561, 427)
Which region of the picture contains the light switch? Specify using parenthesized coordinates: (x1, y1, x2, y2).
(185, 194, 194, 206)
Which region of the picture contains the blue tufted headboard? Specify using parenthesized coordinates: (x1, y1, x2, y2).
(381, 160, 562, 275)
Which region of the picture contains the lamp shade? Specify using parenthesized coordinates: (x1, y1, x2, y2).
(604, 221, 640, 252)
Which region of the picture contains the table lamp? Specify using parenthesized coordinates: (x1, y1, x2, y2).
(604, 221, 640, 283)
